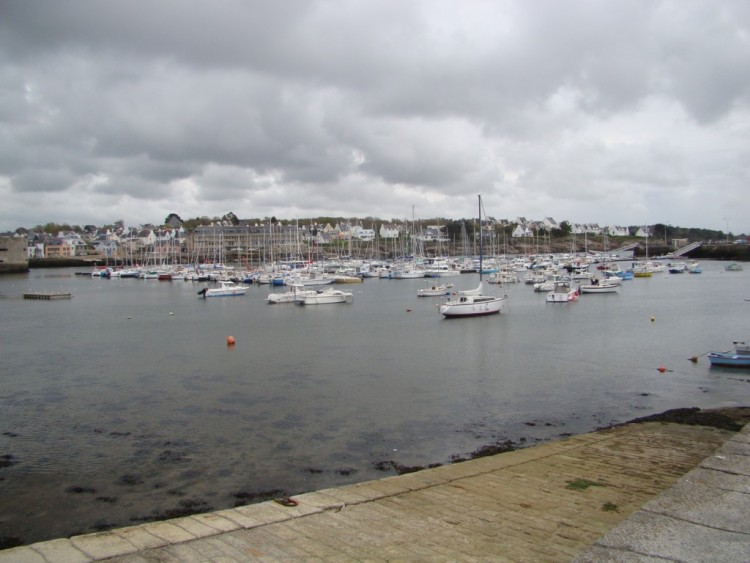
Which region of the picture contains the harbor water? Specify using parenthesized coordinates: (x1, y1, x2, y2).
(0, 262, 748, 545)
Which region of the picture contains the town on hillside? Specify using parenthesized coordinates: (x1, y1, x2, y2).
(0, 212, 746, 273)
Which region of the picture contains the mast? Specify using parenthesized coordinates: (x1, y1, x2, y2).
(478, 194, 483, 282)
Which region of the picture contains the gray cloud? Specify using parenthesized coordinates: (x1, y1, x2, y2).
(1, 0, 749, 232)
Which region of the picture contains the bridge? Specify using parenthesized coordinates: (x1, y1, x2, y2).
(608, 242, 639, 254)
(665, 240, 702, 258)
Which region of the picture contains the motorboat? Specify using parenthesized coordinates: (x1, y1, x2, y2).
(417, 283, 454, 297)
(579, 279, 619, 294)
(707, 341, 750, 368)
(266, 284, 319, 304)
(546, 282, 579, 303)
(298, 288, 354, 305)
(285, 272, 334, 287)
(197, 281, 249, 297)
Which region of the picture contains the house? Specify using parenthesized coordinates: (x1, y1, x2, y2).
(92, 235, 118, 257)
(606, 226, 630, 237)
(635, 227, 652, 238)
(45, 238, 74, 258)
(137, 229, 157, 247)
(353, 228, 376, 242)
(511, 224, 533, 238)
(571, 224, 602, 235)
(379, 224, 400, 239)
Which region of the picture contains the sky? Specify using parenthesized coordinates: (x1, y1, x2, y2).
(1, 0, 749, 234)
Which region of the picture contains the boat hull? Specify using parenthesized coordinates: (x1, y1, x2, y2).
(546, 291, 578, 303)
(439, 295, 507, 317)
(579, 284, 619, 294)
(707, 352, 750, 368)
(300, 290, 353, 305)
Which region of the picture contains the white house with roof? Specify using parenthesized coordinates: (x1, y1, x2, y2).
(571, 223, 602, 235)
(606, 225, 630, 237)
(352, 227, 375, 241)
(511, 224, 533, 238)
(379, 224, 400, 239)
(137, 229, 157, 246)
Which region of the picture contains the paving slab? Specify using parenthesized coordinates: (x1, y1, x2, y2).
(578, 510, 750, 563)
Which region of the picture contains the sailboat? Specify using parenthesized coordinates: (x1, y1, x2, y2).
(439, 195, 508, 318)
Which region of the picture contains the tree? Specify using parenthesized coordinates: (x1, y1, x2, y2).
(164, 212, 184, 226)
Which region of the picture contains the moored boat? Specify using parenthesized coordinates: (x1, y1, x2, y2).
(417, 283, 454, 297)
(438, 195, 508, 318)
(707, 341, 750, 368)
(579, 279, 619, 294)
(545, 281, 579, 303)
(299, 288, 354, 305)
(266, 284, 319, 304)
(198, 281, 249, 297)
(439, 283, 508, 317)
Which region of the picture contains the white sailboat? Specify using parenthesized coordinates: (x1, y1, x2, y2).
(439, 195, 508, 318)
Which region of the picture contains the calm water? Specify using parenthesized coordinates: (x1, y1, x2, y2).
(1, 263, 749, 544)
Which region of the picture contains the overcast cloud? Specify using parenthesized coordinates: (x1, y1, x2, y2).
(1, 0, 749, 233)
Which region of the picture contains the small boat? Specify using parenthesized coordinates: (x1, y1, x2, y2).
(725, 262, 743, 271)
(266, 285, 319, 304)
(487, 269, 519, 284)
(668, 262, 687, 274)
(707, 341, 750, 368)
(332, 275, 364, 284)
(299, 288, 354, 305)
(579, 279, 619, 294)
(198, 281, 249, 297)
(687, 261, 702, 274)
(417, 283, 454, 297)
(545, 282, 579, 303)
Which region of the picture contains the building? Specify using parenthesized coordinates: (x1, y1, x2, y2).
(0, 236, 30, 273)
(379, 224, 400, 239)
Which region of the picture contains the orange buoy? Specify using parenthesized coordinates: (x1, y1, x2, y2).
(226, 336, 236, 346)
(657, 365, 667, 373)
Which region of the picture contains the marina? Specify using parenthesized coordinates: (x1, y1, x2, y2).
(0, 259, 748, 546)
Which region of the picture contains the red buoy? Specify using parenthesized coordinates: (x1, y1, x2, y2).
(226, 336, 236, 346)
